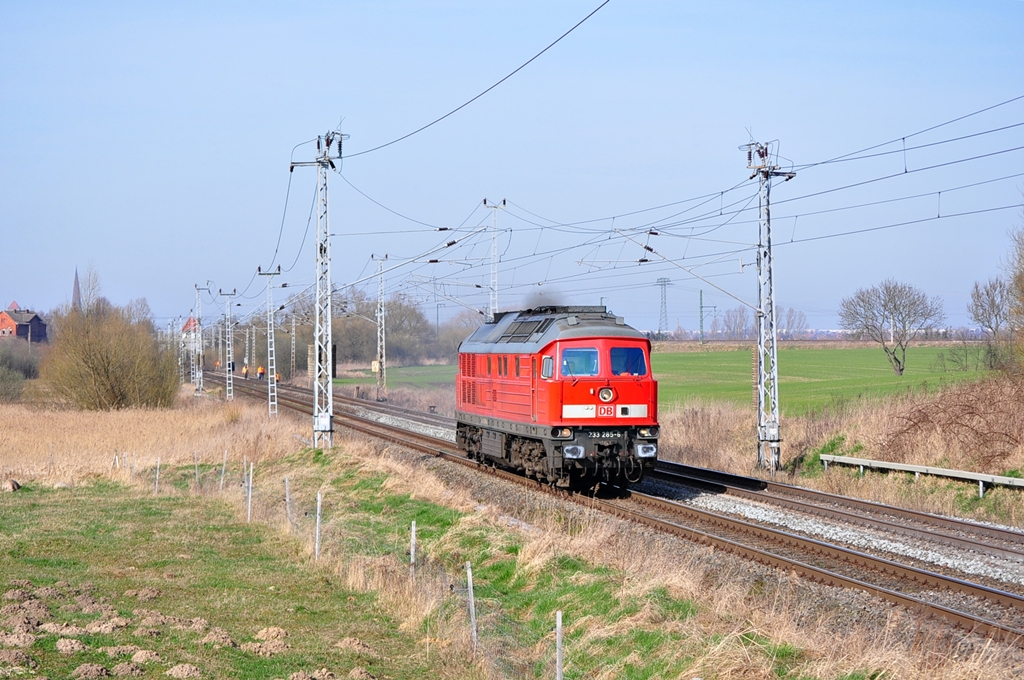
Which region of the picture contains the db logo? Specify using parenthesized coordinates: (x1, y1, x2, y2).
(597, 405, 615, 418)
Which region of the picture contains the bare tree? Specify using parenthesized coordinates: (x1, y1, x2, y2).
(777, 306, 808, 340)
(709, 315, 722, 340)
(723, 306, 750, 340)
(42, 286, 178, 410)
(1007, 224, 1024, 334)
(969, 277, 1009, 336)
(838, 279, 945, 375)
(435, 308, 485, 360)
(969, 277, 1011, 369)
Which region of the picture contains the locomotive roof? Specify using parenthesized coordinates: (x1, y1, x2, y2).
(458, 306, 647, 354)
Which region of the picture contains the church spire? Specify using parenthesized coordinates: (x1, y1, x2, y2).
(72, 268, 82, 310)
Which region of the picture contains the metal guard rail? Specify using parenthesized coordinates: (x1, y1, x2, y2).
(820, 454, 1024, 498)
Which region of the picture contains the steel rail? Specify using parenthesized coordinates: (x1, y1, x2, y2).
(656, 461, 1024, 557)
(275, 383, 1024, 559)
(651, 463, 1024, 561)
(276, 381, 453, 429)
(602, 491, 1024, 644)
(206, 374, 1024, 646)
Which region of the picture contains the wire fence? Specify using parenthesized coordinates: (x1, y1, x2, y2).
(110, 450, 571, 677)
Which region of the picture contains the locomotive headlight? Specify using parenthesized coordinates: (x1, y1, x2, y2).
(638, 427, 659, 438)
(551, 427, 573, 438)
(598, 387, 614, 403)
(563, 445, 585, 459)
(636, 444, 658, 458)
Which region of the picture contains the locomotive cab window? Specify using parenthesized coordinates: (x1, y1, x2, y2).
(561, 348, 599, 377)
(611, 347, 647, 376)
(541, 356, 554, 379)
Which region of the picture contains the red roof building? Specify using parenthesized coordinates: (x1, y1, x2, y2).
(0, 301, 47, 342)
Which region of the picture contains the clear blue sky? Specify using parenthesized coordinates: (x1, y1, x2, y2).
(2, 1, 1022, 332)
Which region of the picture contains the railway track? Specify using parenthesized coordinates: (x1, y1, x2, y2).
(206, 374, 1024, 646)
(651, 461, 1024, 562)
(293, 380, 1024, 569)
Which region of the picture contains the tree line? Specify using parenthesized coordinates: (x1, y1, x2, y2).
(226, 289, 483, 377)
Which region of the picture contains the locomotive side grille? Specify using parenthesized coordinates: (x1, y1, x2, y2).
(498, 320, 542, 343)
(460, 353, 477, 377)
(459, 371, 478, 404)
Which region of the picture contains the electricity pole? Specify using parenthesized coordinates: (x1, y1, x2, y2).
(258, 266, 281, 416)
(744, 141, 795, 472)
(373, 254, 388, 402)
(483, 198, 505, 322)
(220, 289, 238, 401)
(292, 130, 346, 449)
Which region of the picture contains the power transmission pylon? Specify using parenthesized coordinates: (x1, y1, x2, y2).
(258, 266, 281, 416)
(744, 141, 795, 472)
(372, 255, 388, 402)
(292, 130, 346, 448)
(220, 289, 238, 401)
(656, 278, 672, 335)
(483, 198, 505, 322)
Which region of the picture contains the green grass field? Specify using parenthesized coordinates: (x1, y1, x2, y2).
(333, 346, 987, 416)
(653, 346, 987, 415)
(0, 481, 429, 679)
(333, 364, 454, 390)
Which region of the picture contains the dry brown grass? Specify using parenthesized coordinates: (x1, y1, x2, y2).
(0, 386, 305, 486)
(847, 374, 1024, 472)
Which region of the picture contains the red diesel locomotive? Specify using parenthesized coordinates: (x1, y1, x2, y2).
(455, 306, 659, 489)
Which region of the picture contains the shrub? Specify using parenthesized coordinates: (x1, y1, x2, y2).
(0, 338, 41, 379)
(41, 297, 178, 410)
(0, 365, 25, 402)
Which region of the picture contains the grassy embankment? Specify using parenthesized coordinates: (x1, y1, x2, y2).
(4, 398, 1014, 679)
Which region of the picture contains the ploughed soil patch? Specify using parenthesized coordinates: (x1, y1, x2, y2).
(0, 481, 428, 679)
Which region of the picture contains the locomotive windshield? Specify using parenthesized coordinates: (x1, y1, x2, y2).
(611, 347, 647, 376)
(561, 348, 599, 377)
